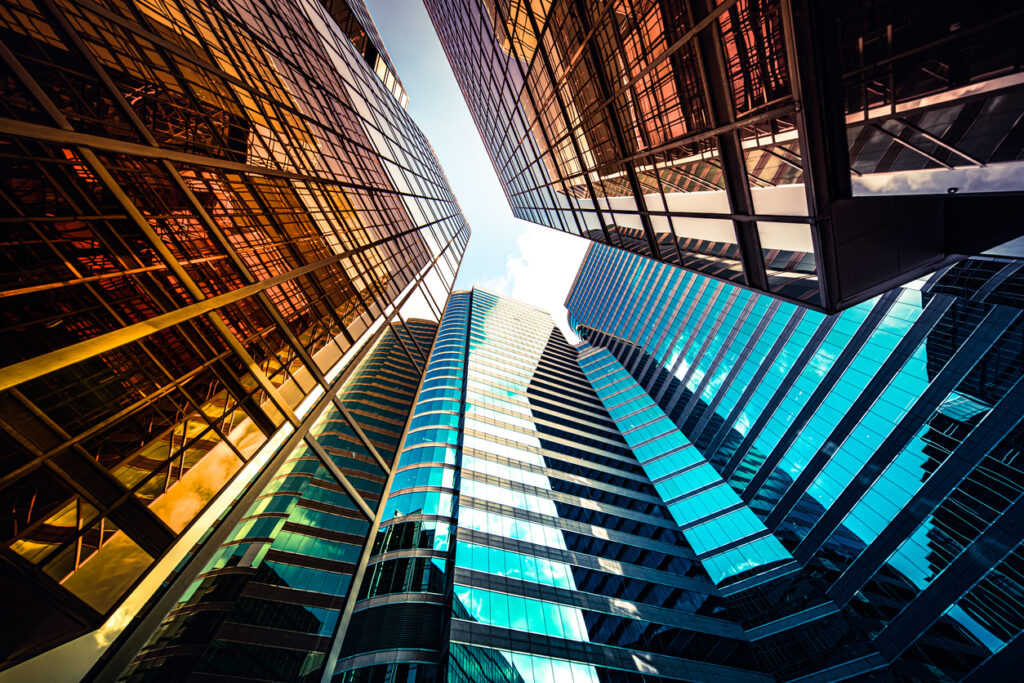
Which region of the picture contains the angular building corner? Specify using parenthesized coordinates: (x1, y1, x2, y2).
(425, 0, 1024, 312)
(0, 0, 468, 677)
(567, 240, 1024, 680)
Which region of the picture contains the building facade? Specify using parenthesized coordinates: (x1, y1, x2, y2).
(330, 289, 771, 682)
(567, 242, 1024, 680)
(425, 0, 1024, 311)
(118, 284, 1020, 682)
(0, 0, 468, 675)
(67, 281, 1022, 681)
(116, 319, 438, 681)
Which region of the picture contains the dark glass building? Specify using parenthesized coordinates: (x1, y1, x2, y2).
(425, 0, 1024, 311)
(567, 241, 1024, 679)
(0, 0, 467, 676)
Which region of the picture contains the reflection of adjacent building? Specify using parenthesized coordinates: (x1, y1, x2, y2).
(0, 0, 467, 675)
(117, 320, 436, 681)
(428, 0, 1024, 311)
(914, 267, 1024, 658)
(324, 0, 411, 107)
(567, 242, 1024, 679)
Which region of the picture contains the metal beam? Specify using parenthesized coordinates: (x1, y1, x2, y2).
(781, 0, 851, 309)
(0, 36, 305, 429)
(304, 436, 375, 520)
(896, 117, 985, 167)
(590, 0, 741, 121)
(84, 351, 363, 683)
(333, 401, 392, 475)
(0, 117, 443, 202)
(762, 146, 803, 171)
(516, 0, 617, 246)
(874, 491, 1024, 661)
(572, 0, 661, 258)
(688, 0, 769, 291)
(396, 313, 430, 364)
(870, 123, 954, 170)
(0, 255, 343, 393)
(318, 290, 452, 683)
(0, 198, 433, 393)
(86, 223, 467, 683)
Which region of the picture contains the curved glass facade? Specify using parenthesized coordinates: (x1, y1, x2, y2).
(336, 289, 762, 683)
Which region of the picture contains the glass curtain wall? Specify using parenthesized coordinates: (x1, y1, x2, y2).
(0, 0, 468, 672)
(424, 0, 1024, 310)
(332, 289, 766, 683)
(118, 319, 437, 681)
(567, 242, 1024, 680)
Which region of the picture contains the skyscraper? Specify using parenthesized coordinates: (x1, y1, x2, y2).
(86, 287, 775, 682)
(567, 241, 1024, 679)
(0, 0, 467, 674)
(329, 289, 765, 682)
(425, 0, 1024, 311)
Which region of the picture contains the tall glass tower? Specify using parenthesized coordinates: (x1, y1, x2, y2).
(0, 0, 467, 675)
(332, 289, 761, 682)
(567, 242, 1024, 680)
(424, 0, 1023, 311)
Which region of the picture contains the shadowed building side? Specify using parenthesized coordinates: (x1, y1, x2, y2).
(426, 0, 1024, 312)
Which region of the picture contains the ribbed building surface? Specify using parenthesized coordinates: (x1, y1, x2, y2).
(567, 241, 1024, 680)
(334, 289, 770, 682)
(425, 0, 1024, 311)
(0, 0, 467, 674)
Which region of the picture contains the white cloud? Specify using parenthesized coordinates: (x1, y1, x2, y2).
(853, 162, 1024, 195)
(480, 224, 589, 343)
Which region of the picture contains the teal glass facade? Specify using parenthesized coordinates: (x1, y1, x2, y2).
(118, 320, 437, 681)
(334, 289, 772, 682)
(97, 275, 1022, 682)
(567, 242, 1024, 680)
(577, 347, 791, 588)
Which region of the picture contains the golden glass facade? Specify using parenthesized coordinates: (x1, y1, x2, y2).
(116, 319, 438, 682)
(426, 0, 1023, 311)
(0, 0, 468, 671)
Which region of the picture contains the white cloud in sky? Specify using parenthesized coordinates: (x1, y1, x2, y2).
(363, 0, 593, 345)
(479, 225, 590, 343)
(852, 162, 1024, 195)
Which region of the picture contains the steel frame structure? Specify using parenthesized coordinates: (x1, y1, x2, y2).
(0, 0, 468, 670)
(427, 0, 1024, 312)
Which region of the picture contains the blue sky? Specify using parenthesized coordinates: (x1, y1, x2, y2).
(366, 0, 588, 334)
